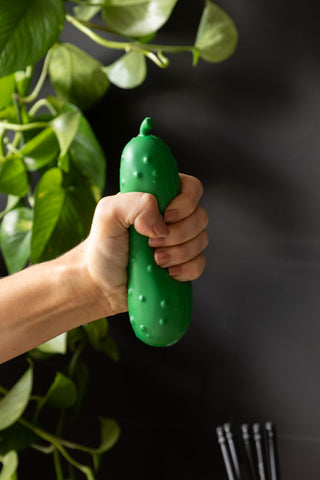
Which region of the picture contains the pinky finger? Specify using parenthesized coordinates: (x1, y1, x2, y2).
(168, 254, 206, 282)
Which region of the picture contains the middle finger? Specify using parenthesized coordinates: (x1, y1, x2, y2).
(149, 206, 208, 248)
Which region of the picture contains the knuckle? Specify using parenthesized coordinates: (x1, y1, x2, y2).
(185, 195, 196, 214)
(179, 254, 206, 281)
(202, 230, 209, 250)
(95, 196, 111, 219)
(200, 253, 206, 269)
(140, 192, 158, 212)
(192, 254, 206, 280)
(193, 176, 204, 198)
(198, 206, 209, 228)
(184, 175, 203, 200)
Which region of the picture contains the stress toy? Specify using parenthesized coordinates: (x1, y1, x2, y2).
(120, 117, 193, 347)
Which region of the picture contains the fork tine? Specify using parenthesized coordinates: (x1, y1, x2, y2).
(241, 424, 257, 480)
(265, 422, 280, 480)
(224, 423, 242, 480)
(217, 426, 237, 480)
(253, 423, 267, 480)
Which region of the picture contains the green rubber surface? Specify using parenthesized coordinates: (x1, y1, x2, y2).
(120, 117, 193, 347)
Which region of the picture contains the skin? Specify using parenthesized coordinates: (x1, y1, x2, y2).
(0, 174, 208, 364)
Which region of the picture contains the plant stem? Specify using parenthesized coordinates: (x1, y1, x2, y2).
(144, 51, 169, 68)
(56, 409, 66, 438)
(32, 443, 55, 454)
(144, 43, 194, 54)
(19, 418, 95, 480)
(17, 50, 52, 104)
(20, 415, 97, 456)
(30, 394, 43, 403)
(53, 450, 65, 480)
(68, 463, 77, 480)
(29, 98, 58, 117)
(0, 130, 5, 157)
(0, 121, 48, 132)
(69, 343, 85, 378)
(71, 0, 104, 5)
(70, 17, 119, 36)
(66, 14, 129, 50)
(66, 14, 195, 56)
(12, 94, 24, 147)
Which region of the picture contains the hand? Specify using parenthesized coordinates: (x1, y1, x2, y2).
(149, 174, 208, 281)
(84, 173, 208, 317)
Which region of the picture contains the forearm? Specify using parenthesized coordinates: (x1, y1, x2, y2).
(0, 242, 108, 363)
(0, 179, 208, 364)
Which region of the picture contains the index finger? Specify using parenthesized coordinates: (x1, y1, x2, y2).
(164, 174, 204, 223)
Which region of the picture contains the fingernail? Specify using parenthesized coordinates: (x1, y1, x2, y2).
(153, 220, 169, 238)
(149, 237, 165, 247)
(164, 209, 179, 223)
(169, 265, 182, 278)
(155, 250, 170, 266)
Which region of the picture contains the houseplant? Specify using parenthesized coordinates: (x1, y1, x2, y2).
(0, 1, 238, 478)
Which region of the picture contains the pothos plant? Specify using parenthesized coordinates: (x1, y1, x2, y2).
(0, 0, 237, 478)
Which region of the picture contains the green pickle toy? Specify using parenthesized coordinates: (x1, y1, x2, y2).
(120, 117, 193, 347)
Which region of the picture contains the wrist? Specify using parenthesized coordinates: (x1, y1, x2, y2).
(56, 241, 117, 323)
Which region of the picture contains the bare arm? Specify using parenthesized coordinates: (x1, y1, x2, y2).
(0, 174, 208, 363)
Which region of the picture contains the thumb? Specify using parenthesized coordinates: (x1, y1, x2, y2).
(91, 192, 169, 240)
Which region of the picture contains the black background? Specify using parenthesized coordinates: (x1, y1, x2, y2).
(1, 0, 320, 478)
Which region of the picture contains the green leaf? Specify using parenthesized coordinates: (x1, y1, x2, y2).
(32, 177, 96, 263)
(67, 326, 86, 352)
(103, 0, 150, 4)
(194, 1, 238, 63)
(103, 51, 146, 89)
(102, 0, 178, 37)
(36, 333, 67, 355)
(192, 48, 200, 67)
(0, 106, 16, 123)
(0, 366, 33, 431)
(20, 128, 60, 172)
(83, 318, 109, 350)
(83, 318, 118, 361)
(0, 75, 14, 110)
(137, 32, 156, 43)
(42, 372, 77, 409)
(0, 207, 32, 274)
(0, 451, 18, 480)
(46, 96, 68, 114)
(0, 195, 20, 220)
(49, 44, 109, 110)
(50, 111, 81, 158)
(97, 418, 120, 454)
(0, 155, 28, 197)
(73, 1, 101, 21)
(30, 168, 65, 263)
(48, 184, 95, 260)
(14, 66, 33, 97)
(0, 0, 65, 77)
(99, 336, 119, 362)
(90, 417, 120, 471)
(68, 113, 106, 199)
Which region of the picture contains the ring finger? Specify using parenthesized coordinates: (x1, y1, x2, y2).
(154, 230, 209, 268)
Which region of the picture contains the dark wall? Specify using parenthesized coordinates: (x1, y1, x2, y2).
(2, 0, 320, 478)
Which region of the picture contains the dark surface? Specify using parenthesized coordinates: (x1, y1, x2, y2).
(1, 0, 320, 478)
